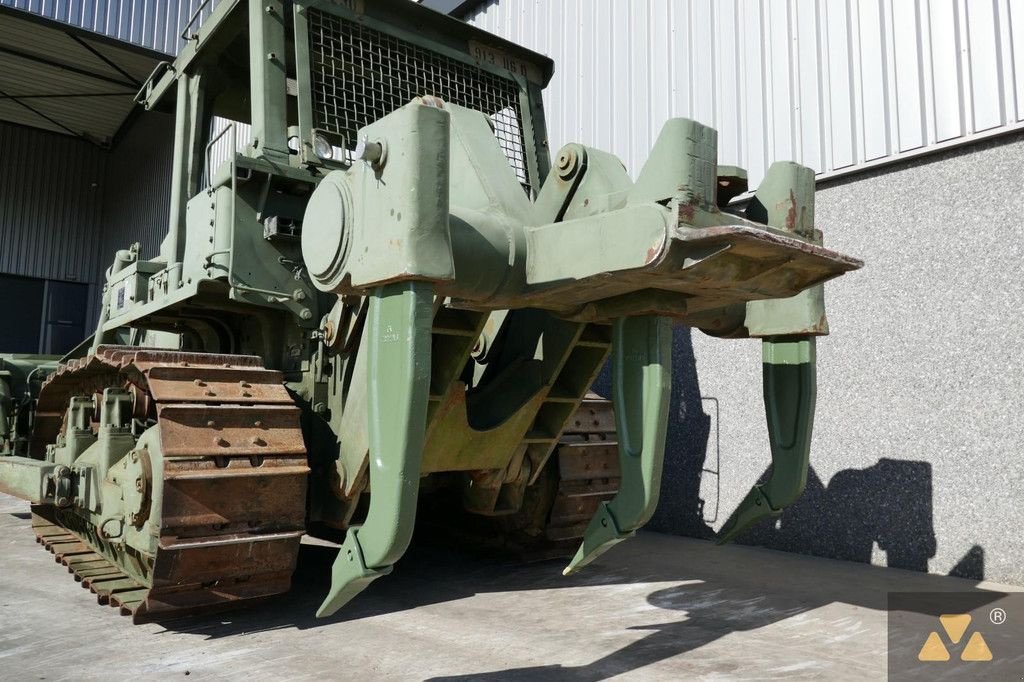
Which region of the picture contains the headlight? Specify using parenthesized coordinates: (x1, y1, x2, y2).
(313, 133, 334, 161)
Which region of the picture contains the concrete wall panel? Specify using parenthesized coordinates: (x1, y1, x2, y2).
(644, 134, 1024, 586)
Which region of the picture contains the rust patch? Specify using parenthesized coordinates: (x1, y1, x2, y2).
(785, 189, 798, 232)
(645, 234, 668, 265)
(675, 224, 864, 270)
(680, 203, 696, 223)
(158, 404, 305, 458)
(145, 365, 291, 404)
(810, 311, 830, 335)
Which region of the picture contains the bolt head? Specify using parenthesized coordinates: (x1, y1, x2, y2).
(556, 147, 581, 181)
(354, 138, 384, 164)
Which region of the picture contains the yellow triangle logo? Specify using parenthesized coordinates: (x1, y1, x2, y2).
(939, 614, 972, 644)
(917, 631, 951, 661)
(961, 632, 993, 662)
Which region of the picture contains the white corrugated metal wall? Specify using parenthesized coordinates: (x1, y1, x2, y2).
(466, 0, 1024, 186)
(0, 0, 213, 54)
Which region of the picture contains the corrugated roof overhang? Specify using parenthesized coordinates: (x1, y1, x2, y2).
(0, 5, 167, 147)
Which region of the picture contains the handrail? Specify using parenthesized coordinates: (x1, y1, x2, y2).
(204, 120, 235, 187)
(180, 0, 216, 41)
(134, 61, 174, 105)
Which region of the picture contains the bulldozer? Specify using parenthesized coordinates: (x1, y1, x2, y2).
(0, 0, 861, 622)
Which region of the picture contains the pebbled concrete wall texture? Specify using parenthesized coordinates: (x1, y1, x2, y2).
(632, 131, 1024, 587)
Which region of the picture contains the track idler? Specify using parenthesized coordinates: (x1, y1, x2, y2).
(717, 335, 817, 543)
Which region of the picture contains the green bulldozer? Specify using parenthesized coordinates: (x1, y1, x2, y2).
(0, 0, 861, 621)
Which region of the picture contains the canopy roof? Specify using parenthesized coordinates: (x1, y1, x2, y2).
(0, 5, 167, 146)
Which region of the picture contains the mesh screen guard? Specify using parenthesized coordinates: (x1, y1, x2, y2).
(308, 9, 532, 188)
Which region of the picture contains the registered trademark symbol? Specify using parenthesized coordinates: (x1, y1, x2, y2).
(990, 607, 1007, 625)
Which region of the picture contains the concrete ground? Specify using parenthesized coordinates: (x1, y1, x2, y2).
(0, 491, 1019, 681)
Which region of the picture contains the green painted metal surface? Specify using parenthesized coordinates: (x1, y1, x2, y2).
(0, 355, 58, 457)
(718, 337, 818, 543)
(564, 316, 672, 575)
(0, 0, 863, 620)
(0, 456, 55, 503)
(319, 281, 434, 617)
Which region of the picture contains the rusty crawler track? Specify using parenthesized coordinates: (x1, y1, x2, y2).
(469, 396, 620, 561)
(29, 346, 309, 623)
(544, 396, 620, 547)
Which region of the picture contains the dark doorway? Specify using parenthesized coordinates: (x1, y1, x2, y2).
(0, 274, 88, 355)
(0, 274, 44, 352)
(41, 280, 89, 354)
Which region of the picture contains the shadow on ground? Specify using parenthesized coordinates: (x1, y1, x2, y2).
(152, 527, 999, 680)
(151, 325, 998, 679)
(3, 330, 998, 678)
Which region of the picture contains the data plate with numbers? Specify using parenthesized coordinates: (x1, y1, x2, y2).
(468, 41, 543, 84)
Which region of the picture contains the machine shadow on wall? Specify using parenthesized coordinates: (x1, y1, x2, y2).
(740, 459, 949, 575)
(595, 327, 973, 581)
